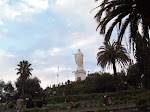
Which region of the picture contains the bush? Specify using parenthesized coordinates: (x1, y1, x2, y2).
(94, 108, 109, 112)
(60, 106, 67, 110)
(135, 98, 147, 111)
(134, 91, 150, 111)
(46, 89, 145, 104)
(70, 103, 80, 108)
(119, 94, 131, 101)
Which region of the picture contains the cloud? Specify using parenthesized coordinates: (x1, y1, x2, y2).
(49, 0, 101, 20)
(22, 0, 49, 10)
(0, 0, 21, 19)
(0, 49, 15, 58)
(0, 0, 106, 88)
(32, 49, 47, 58)
(32, 66, 73, 88)
(0, 50, 17, 83)
(32, 47, 62, 59)
(0, 20, 4, 25)
(0, 0, 49, 20)
(0, 28, 9, 39)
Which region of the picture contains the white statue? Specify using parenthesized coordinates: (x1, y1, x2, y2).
(73, 49, 83, 69)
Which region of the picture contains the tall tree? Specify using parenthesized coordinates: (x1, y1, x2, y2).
(16, 77, 42, 98)
(4, 81, 14, 93)
(135, 33, 150, 88)
(126, 63, 143, 89)
(94, 0, 149, 44)
(94, 0, 150, 88)
(97, 42, 129, 91)
(15, 60, 33, 97)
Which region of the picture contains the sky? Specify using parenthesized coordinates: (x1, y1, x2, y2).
(0, 0, 127, 88)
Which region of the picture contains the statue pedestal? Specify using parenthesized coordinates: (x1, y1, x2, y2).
(75, 68, 86, 81)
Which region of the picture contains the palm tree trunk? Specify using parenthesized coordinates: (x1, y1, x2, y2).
(112, 59, 120, 91)
(143, 0, 150, 27)
(143, 55, 150, 89)
(21, 80, 24, 97)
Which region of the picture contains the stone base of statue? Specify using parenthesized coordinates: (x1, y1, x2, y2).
(75, 67, 86, 81)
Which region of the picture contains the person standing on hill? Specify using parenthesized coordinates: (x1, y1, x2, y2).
(36, 98, 42, 108)
(72, 97, 76, 103)
(16, 96, 24, 112)
(26, 97, 34, 108)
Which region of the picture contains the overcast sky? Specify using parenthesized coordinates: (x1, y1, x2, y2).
(0, 0, 126, 88)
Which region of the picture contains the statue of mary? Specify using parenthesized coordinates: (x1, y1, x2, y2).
(73, 49, 83, 69)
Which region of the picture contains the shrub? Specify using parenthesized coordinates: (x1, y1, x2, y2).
(135, 98, 147, 111)
(70, 103, 80, 108)
(49, 105, 60, 110)
(44, 109, 49, 112)
(119, 94, 131, 101)
(46, 89, 145, 104)
(94, 108, 109, 112)
(134, 91, 150, 111)
(60, 106, 67, 110)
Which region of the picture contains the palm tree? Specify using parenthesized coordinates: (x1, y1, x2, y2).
(97, 42, 130, 91)
(135, 33, 150, 88)
(94, 0, 149, 45)
(142, 0, 150, 27)
(16, 60, 33, 97)
(94, 0, 150, 89)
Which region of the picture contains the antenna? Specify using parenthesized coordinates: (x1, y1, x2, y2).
(57, 67, 59, 85)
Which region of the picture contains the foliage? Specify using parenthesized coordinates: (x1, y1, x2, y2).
(135, 98, 147, 111)
(49, 68, 147, 97)
(24, 108, 40, 112)
(134, 33, 150, 89)
(92, 73, 116, 92)
(126, 63, 143, 89)
(70, 103, 80, 108)
(15, 60, 33, 97)
(97, 42, 129, 91)
(47, 89, 144, 104)
(97, 42, 129, 69)
(4, 81, 14, 93)
(95, 108, 109, 112)
(94, 0, 149, 44)
(60, 106, 67, 109)
(94, 0, 150, 89)
(15, 77, 42, 98)
(0, 80, 15, 102)
(119, 94, 132, 103)
(51, 72, 118, 96)
(16, 60, 33, 80)
(134, 91, 150, 111)
(0, 80, 5, 95)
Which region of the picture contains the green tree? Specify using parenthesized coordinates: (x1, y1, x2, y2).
(94, 0, 150, 89)
(3, 81, 14, 100)
(4, 81, 14, 93)
(93, 73, 116, 92)
(16, 77, 42, 98)
(126, 63, 143, 89)
(15, 60, 33, 97)
(94, 0, 149, 44)
(0, 80, 5, 95)
(97, 42, 129, 91)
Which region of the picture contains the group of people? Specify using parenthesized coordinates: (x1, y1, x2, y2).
(26, 97, 43, 108)
(16, 97, 47, 112)
(48, 90, 56, 97)
(103, 95, 112, 106)
(65, 97, 76, 103)
(0, 100, 14, 110)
